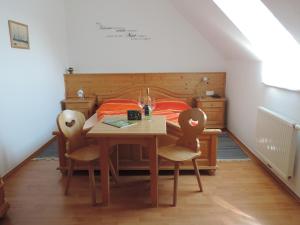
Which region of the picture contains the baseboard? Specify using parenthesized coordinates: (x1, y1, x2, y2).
(226, 129, 300, 202)
(3, 137, 56, 181)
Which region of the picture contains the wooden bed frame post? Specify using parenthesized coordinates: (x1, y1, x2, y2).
(208, 134, 217, 175)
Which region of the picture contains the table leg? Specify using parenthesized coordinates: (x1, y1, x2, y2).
(99, 138, 110, 206)
(148, 137, 158, 207)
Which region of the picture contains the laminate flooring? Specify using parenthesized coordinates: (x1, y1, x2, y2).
(1, 160, 300, 225)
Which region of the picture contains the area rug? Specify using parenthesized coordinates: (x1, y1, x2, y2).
(33, 132, 249, 161)
(217, 132, 249, 161)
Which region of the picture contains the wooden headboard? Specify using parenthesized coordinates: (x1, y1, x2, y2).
(64, 72, 226, 106)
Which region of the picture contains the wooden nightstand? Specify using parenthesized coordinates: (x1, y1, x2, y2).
(62, 98, 96, 119)
(195, 97, 226, 129)
(0, 177, 9, 218)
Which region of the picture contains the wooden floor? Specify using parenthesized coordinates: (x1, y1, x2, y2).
(2, 160, 300, 225)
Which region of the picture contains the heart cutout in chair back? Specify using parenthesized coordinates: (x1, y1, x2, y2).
(65, 119, 75, 127)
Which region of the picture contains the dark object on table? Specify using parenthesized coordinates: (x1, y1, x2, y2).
(211, 94, 221, 98)
(144, 104, 152, 120)
(127, 110, 142, 120)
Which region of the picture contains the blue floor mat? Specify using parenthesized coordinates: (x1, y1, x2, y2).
(35, 132, 249, 160)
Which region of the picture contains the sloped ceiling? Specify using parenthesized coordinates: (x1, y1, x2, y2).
(171, 0, 300, 61)
(262, 0, 300, 43)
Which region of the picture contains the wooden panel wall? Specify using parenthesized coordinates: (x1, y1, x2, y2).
(64, 72, 226, 105)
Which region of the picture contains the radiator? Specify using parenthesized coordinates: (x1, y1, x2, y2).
(256, 107, 298, 180)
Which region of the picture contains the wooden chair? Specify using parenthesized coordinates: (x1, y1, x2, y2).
(57, 110, 118, 206)
(158, 108, 207, 206)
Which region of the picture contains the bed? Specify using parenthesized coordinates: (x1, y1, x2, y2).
(55, 85, 221, 175)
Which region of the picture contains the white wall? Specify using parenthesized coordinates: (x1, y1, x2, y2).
(0, 0, 225, 177)
(0, 0, 68, 176)
(226, 60, 300, 197)
(64, 0, 225, 73)
(225, 0, 300, 197)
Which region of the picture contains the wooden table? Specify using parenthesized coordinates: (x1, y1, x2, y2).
(54, 113, 220, 174)
(87, 115, 167, 207)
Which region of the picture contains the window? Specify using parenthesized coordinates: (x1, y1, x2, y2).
(213, 0, 300, 90)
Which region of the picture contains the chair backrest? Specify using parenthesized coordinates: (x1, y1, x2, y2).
(176, 108, 207, 152)
(57, 110, 86, 151)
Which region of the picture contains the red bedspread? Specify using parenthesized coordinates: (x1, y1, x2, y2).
(96, 99, 191, 124)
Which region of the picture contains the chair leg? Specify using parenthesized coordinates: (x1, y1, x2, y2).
(88, 163, 96, 206)
(192, 158, 203, 192)
(65, 159, 74, 195)
(158, 157, 161, 174)
(173, 162, 180, 206)
(109, 159, 118, 185)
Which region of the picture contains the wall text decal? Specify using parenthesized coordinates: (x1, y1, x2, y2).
(96, 22, 151, 40)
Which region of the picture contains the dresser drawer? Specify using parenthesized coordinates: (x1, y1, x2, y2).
(65, 102, 93, 108)
(75, 108, 89, 118)
(200, 101, 224, 108)
(62, 98, 96, 119)
(195, 98, 226, 128)
(203, 109, 224, 122)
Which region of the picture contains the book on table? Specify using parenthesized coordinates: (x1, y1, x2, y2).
(103, 119, 137, 128)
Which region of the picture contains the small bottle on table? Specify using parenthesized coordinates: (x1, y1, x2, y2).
(144, 88, 152, 120)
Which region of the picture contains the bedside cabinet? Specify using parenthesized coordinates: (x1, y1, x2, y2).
(196, 98, 226, 129)
(0, 177, 9, 218)
(62, 98, 96, 119)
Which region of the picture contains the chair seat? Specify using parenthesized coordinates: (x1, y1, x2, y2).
(66, 144, 100, 162)
(158, 144, 201, 162)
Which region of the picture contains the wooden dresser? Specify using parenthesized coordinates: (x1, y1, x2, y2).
(0, 177, 9, 218)
(195, 97, 226, 129)
(61, 98, 96, 119)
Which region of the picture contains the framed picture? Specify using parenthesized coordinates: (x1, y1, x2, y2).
(8, 20, 30, 49)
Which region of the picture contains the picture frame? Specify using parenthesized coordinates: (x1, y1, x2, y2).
(8, 20, 30, 49)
